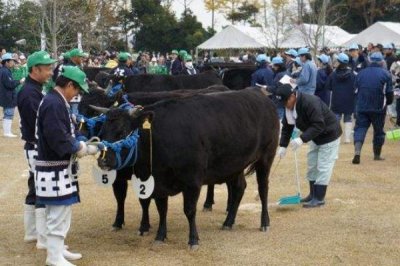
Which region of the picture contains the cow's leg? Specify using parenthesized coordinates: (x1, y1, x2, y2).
(255, 155, 274, 232)
(138, 198, 151, 236)
(112, 176, 127, 230)
(226, 182, 233, 213)
(202, 185, 215, 211)
(154, 197, 168, 243)
(222, 173, 246, 230)
(183, 185, 201, 249)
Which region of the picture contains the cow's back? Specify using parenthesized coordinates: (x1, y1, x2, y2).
(147, 88, 279, 184)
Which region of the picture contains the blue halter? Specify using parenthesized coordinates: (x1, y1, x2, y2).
(107, 83, 123, 97)
(76, 114, 107, 138)
(99, 129, 140, 170)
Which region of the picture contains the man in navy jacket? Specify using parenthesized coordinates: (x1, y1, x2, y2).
(17, 51, 56, 249)
(352, 52, 393, 164)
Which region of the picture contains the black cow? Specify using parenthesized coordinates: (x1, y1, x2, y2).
(80, 85, 230, 231)
(96, 88, 280, 248)
(121, 71, 222, 93)
(83, 67, 111, 82)
(222, 68, 254, 90)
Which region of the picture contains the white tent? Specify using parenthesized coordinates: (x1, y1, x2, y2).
(279, 24, 355, 49)
(197, 25, 269, 50)
(343, 21, 400, 47)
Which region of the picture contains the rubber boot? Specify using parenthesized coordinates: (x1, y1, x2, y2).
(46, 235, 76, 266)
(300, 181, 315, 203)
(344, 122, 353, 144)
(303, 185, 327, 208)
(24, 204, 37, 242)
(36, 208, 47, 249)
(373, 145, 385, 161)
(352, 142, 363, 164)
(3, 119, 17, 138)
(62, 249, 82, 261)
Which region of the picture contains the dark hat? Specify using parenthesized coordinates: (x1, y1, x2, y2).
(276, 84, 295, 103)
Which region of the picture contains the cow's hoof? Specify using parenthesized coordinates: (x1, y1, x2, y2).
(137, 230, 149, 236)
(202, 207, 212, 212)
(260, 226, 269, 232)
(221, 225, 233, 231)
(188, 244, 200, 251)
(111, 226, 122, 231)
(154, 240, 166, 245)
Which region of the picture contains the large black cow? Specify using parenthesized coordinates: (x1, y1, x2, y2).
(96, 88, 280, 248)
(79, 85, 231, 231)
(83, 67, 111, 82)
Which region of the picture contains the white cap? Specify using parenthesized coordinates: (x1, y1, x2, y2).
(19, 54, 26, 60)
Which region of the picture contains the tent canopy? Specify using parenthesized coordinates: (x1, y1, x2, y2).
(197, 25, 267, 50)
(279, 24, 354, 49)
(344, 21, 400, 47)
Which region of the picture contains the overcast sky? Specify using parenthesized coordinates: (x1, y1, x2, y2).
(171, 0, 228, 30)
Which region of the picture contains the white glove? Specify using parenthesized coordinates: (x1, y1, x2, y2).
(290, 137, 303, 151)
(76, 141, 88, 158)
(277, 147, 287, 159)
(87, 144, 99, 156)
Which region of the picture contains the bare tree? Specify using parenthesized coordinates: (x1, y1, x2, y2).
(298, 0, 348, 53)
(263, 0, 295, 49)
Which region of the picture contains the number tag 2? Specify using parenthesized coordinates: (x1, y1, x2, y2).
(92, 165, 116, 187)
(132, 175, 154, 199)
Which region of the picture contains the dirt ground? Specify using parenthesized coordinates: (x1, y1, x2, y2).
(0, 115, 399, 266)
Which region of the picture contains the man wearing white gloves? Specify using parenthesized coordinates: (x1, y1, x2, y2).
(276, 84, 342, 208)
(35, 66, 98, 266)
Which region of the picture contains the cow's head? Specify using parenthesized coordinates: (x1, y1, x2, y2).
(94, 106, 152, 171)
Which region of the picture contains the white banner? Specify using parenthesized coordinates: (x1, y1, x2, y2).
(40, 33, 46, 51)
(77, 32, 82, 51)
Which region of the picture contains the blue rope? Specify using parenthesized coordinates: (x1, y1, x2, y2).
(99, 129, 140, 170)
(76, 114, 107, 138)
(107, 83, 123, 97)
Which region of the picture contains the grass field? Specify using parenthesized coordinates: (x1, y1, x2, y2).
(0, 116, 399, 266)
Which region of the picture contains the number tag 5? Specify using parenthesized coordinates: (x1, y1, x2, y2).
(92, 165, 116, 187)
(132, 175, 154, 199)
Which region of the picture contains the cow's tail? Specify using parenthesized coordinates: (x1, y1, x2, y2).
(244, 163, 257, 177)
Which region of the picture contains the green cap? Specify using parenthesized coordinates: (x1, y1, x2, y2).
(171, 49, 178, 55)
(68, 48, 85, 58)
(118, 52, 131, 62)
(62, 52, 70, 59)
(60, 66, 89, 93)
(27, 51, 57, 68)
(179, 50, 188, 58)
(185, 55, 193, 61)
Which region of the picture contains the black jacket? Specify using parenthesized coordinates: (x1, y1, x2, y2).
(280, 92, 342, 147)
(17, 76, 44, 147)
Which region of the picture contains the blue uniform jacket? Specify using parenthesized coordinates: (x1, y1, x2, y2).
(112, 63, 135, 78)
(325, 67, 356, 114)
(315, 68, 331, 106)
(0, 66, 19, 108)
(355, 63, 393, 113)
(17, 76, 44, 147)
(36, 90, 81, 205)
(349, 54, 368, 73)
(296, 60, 317, 94)
(251, 66, 274, 87)
(37, 90, 81, 160)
